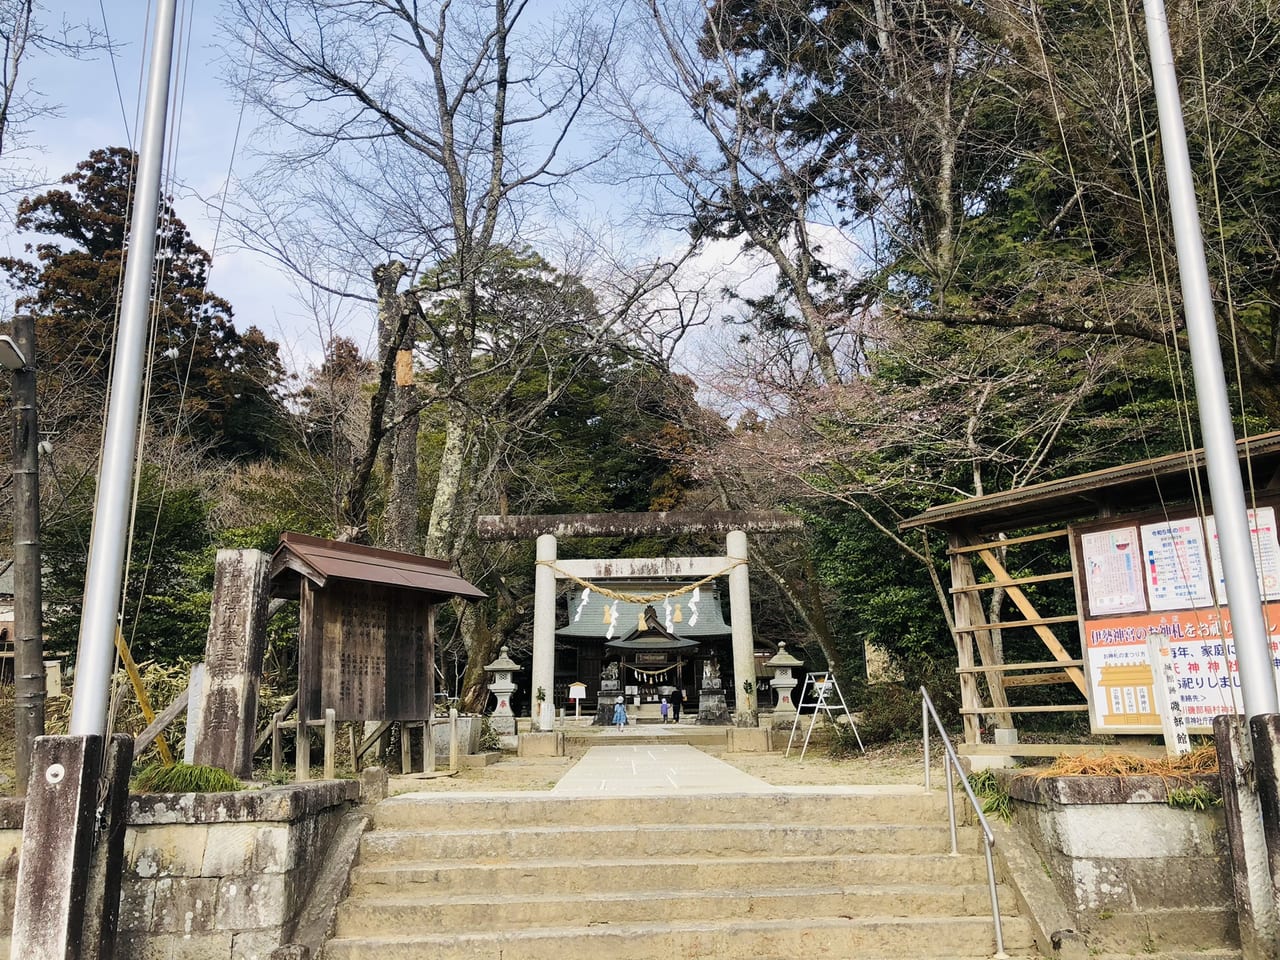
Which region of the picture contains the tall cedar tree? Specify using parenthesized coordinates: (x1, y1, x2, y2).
(1, 147, 288, 458)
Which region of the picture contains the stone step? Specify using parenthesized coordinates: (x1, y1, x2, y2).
(335, 881, 1017, 935)
(370, 789, 948, 829)
(358, 820, 969, 862)
(350, 852, 993, 895)
(323, 914, 1035, 960)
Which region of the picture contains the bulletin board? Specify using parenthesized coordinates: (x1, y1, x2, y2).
(1071, 499, 1280, 735)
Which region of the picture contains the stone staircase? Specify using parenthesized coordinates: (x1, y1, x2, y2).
(323, 789, 1037, 959)
(562, 727, 729, 754)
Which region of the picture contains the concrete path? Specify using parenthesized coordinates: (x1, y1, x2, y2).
(552, 744, 780, 795)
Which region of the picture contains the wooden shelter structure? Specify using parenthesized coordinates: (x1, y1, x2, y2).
(901, 431, 1280, 761)
(268, 532, 485, 776)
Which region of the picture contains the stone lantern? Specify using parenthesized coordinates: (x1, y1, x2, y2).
(483, 645, 522, 735)
(765, 642, 803, 723)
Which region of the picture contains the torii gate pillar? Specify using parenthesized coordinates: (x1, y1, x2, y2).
(727, 530, 756, 716)
(531, 534, 557, 731)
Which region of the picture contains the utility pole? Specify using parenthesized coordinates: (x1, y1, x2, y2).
(70, 0, 177, 738)
(4, 314, 44, 793)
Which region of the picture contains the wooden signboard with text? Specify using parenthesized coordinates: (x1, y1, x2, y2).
(298, 579, 435, 723)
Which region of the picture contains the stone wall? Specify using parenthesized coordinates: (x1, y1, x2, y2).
(1, 780, 358, 960)
(1004, 772, 1237, 954)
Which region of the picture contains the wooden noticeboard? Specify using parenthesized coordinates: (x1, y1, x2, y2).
(298, 579, 435, 723)
(1071, 497, 1280, 734)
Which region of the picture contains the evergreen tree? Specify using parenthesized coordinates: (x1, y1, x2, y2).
(1, 147, 288, 459)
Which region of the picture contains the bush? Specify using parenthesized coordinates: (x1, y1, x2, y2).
(478, 716, 501, 751)
(826, 719, 866, 759)
(857, 683, 926, 745)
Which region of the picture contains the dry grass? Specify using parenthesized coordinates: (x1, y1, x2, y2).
(1028, 744, 1218, 782)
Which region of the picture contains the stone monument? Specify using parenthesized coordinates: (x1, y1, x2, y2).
(595, 661, 622, 725)
(698, 657, 730, 724)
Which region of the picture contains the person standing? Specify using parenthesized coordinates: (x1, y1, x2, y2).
(660, 698, 670, 723)
(671, 689, 683, 723)
(612, 696, 627, 731)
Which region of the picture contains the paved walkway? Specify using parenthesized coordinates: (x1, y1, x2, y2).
(548, 743, 933, 798)
(552, 744, 780, 795)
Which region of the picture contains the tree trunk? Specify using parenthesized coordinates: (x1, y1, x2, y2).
(424, 407, 471, 561)
(373, 261, 420, 552)
(387, 358, 420, 553)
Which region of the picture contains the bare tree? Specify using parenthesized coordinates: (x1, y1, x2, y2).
(225, 1, 708, 707)
(600, 0, 865, 386)
(228, 0, 615, 550)
(1, 3, 108, 175)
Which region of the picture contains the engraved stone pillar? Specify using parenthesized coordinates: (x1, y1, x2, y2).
(531, 535, 557, 731)
(484, 645, 521, 736)
(193, 549, 272, 779)
(766, 641, 803, 723)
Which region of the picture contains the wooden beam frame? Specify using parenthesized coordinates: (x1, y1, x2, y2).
(949, 571, 1074, 594)
(948, 529, 1067, 554)
(975, 548, 1088, 696)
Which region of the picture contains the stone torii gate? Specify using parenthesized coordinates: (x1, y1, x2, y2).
(476, 511, 804, 730)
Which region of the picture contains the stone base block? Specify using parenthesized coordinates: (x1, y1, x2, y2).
(517, 732, 564, 757)
(726, 727, 774, 753)
(965, 753, 1014, 772)
(431, 717, 482, 759)
(359, 767, 388, 803)
(1079, 907, 1238, 955)
(698, 690, 730, 725)
(767, 710, 796, 731)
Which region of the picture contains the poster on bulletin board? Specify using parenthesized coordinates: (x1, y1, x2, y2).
(1071, 501, 1280, 735)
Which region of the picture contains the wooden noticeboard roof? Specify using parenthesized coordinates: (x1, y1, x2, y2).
(900, 430, 1280, 534)
(269, 532, 487, 601)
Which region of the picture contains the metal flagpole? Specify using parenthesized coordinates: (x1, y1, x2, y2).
(1143, 5, 1280, 952)
(69, 0, 180, 737)
(8, 5, 175, 954)
(1141, 0, 1278, 720)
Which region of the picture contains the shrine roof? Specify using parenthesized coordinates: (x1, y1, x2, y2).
(557, 580, 732, 640)
(269, 532, 486, 600)
(605, 605, 701, 651)
(899, 431, 1280, 534)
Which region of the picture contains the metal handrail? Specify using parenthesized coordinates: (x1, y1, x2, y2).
(921, 685, 1007, 959)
